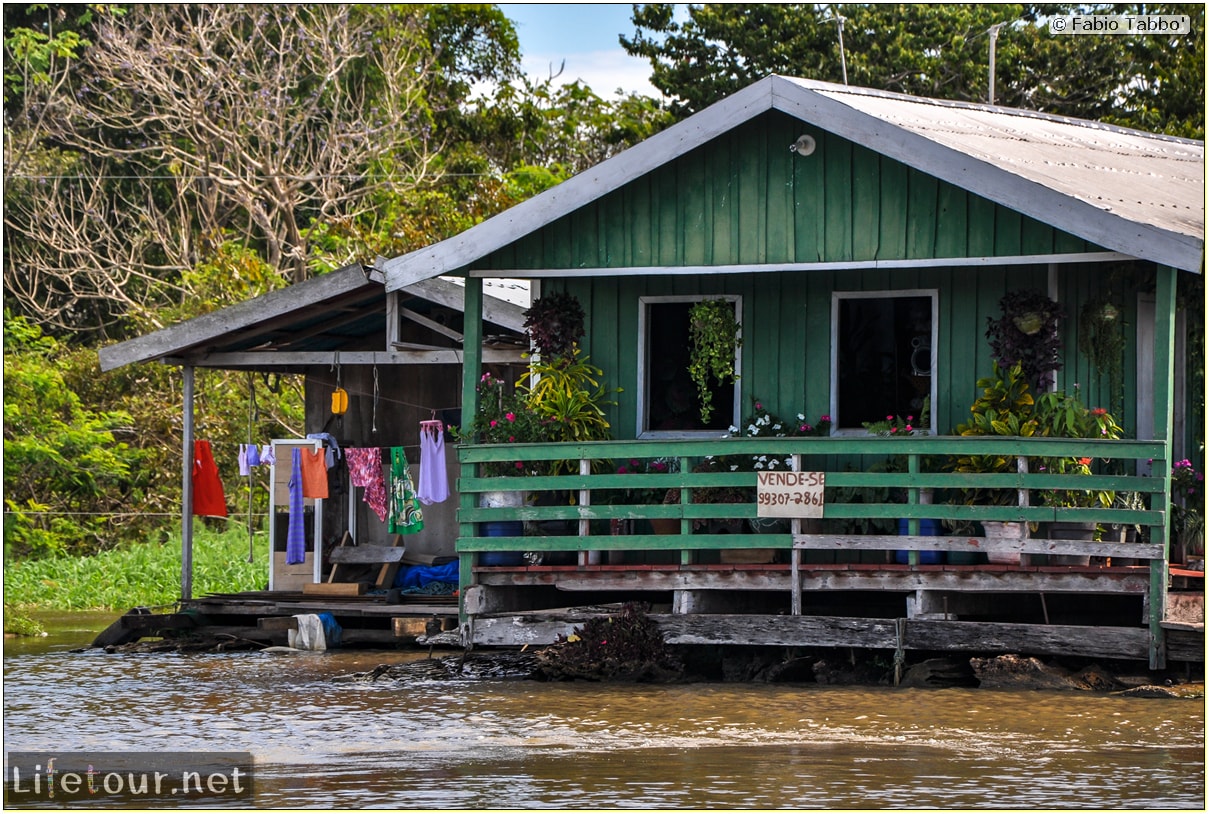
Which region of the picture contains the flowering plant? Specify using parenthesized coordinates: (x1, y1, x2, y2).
(1033, 391, 1123, 510)
(1170, 458, 1205, 558)
(726, 398, 831, 472)
(615, 457, 680, 505)
(458, 371, 550, 476)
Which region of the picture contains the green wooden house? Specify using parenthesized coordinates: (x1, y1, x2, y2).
(380, 76, 1204, 667)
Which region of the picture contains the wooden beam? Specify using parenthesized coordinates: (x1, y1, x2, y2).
(181, 348, 526, 368)
(398, 306, 463, 342)
(470, 252, 1133, 279)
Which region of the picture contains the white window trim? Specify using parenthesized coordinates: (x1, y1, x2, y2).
(637, 294, 742, 439)
(830, 289, 939, 436)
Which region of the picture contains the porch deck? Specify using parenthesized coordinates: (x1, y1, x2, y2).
(454, 435, 1197, 668)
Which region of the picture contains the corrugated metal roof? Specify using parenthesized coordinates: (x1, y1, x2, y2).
(797, 78, 1204, 244)
(382, 75, 1204, 291)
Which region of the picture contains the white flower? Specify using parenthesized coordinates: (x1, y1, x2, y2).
(729, 464, 739, 472)
(747, 424, 759, 435)
(729, 425, 739, 434)
(754, 461, 764, 469)
(768, 459, 778, 469)
(773, 423, 782, 431)
(797, 413, 805, 421)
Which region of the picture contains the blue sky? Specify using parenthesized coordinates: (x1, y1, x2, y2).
(498, 4, 662, 97)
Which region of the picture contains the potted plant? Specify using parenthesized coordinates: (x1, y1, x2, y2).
(523, 290, 585, 361)
(1032, 390, 1123, 563)
(985, 290, 1064, 393)
(863, 408, 945, 563)
(688, 298, 742, 424)
(949, 361, 1040, 563)
(1170, 458, 1205, 568)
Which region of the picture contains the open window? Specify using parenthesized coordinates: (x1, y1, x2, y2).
(638, 296, 741, 436)
(831, 291, 937, 434)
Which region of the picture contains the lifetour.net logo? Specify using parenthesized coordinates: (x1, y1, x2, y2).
(5, 751, 254, 808)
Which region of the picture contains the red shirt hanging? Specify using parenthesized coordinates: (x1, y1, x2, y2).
(192, 439, 228, 517)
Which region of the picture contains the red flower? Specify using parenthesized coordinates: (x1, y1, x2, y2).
(1079, 457, 1092, 466)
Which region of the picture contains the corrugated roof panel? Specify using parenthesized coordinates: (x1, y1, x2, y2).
(808, 84, 1205, 241)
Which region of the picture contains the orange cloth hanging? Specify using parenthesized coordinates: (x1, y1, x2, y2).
(299, 448, 329, 499)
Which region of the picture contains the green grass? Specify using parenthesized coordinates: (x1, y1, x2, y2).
(4, 525, 269, 611)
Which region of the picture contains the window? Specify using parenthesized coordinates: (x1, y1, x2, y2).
(638, 296, 740, 436)
(832, 291, 936, 433)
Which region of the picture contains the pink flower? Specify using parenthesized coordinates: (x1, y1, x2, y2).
(515, 461, 524, 470)
(505, 412, 516, 422)
(755, 402, 763, 410)
(905, 425, 913, 432)
(508, 436, 515, 442)
(821, 415, 831, 422)
(489, 420, 498, 428)
(890, 427, 898, 433)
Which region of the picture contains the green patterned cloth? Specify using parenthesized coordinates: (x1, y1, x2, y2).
(388, 446, 424, 534)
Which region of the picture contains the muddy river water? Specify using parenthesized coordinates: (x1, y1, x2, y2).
(3, 612, 1204, 809)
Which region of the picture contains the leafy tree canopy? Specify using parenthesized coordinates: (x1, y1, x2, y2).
(622, 3, 1204, 137)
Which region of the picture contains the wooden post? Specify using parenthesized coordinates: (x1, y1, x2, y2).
(181, 365, 195, 601)
(791, 454, 802, 615)
(458, 277, 485, 632)
(1150, 265, 1177, 670)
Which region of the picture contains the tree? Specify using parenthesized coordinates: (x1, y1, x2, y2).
(622, 3, 1204, 137)
(3, 5, 459, 335)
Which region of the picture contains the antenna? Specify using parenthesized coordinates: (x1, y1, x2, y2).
(828, 8, 849, 86)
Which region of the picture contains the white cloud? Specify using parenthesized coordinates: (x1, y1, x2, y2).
(520, 49, 661, 99)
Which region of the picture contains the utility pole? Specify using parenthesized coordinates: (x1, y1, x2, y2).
(987, 22, 1007, 105)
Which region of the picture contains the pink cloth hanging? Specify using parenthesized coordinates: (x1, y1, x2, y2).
(346, 447, 389, 522)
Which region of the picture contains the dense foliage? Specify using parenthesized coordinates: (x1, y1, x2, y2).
(2, 4, 1202, 581)
(622, 3, 1205, 137)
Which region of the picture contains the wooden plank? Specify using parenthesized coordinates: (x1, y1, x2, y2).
(906, 172, 938, 259)
(851, 143, 880, 260)
(303, 582, 366, 596)
(823, 134, 853, 262)
(375, 536, 408, 590)
(328, 545, 408, 565)
(904, 620, 1149, 660)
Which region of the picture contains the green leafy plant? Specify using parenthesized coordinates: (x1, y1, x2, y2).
(688, 298, 741, 424)
(949, 361, 1040, 507)
(1033, 392, 1124, 510)
(518, 346, 619, 445)
(1078, 295, 1125, 416)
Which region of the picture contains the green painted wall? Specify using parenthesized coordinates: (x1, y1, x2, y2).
(469, 110, 1147, 442)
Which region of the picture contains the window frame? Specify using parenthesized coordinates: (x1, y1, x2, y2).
(636, 294, 743, 439)
(829, 289, 939, 436)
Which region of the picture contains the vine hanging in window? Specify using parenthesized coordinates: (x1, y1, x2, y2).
(688, 298, 742, 424)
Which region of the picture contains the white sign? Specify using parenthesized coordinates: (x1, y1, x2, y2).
(756, 471, 825, 518)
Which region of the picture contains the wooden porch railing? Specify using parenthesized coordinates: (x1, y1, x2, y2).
(455, 435, 1173, 662)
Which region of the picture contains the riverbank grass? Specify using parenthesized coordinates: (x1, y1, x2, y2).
(4, 526, 268, 614)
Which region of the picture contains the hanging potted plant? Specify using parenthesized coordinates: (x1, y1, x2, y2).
(985, 290, 1064, 393)
(688, 298, 742, 424)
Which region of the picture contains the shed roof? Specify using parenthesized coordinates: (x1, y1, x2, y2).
(381, 75, 1203, 290)
(98, 264, 527, 372)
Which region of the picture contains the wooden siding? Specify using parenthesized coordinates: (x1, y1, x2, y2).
(476, 110, 1101, 273)
(470, 111, 1157, 444)
(549, 264, 1093, 442)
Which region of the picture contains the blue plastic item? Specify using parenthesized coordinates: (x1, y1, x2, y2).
(896, 518, 944, 564)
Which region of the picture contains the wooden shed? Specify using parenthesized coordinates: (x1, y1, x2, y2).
(379, 76, 1204, 667)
